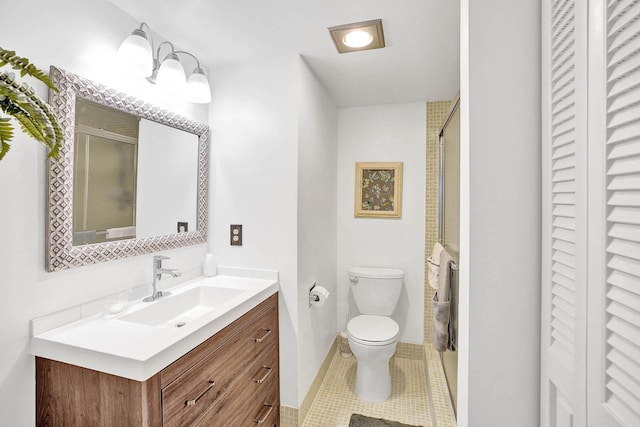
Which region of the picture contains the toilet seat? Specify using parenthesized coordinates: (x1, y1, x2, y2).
(347, 315, 399, 346)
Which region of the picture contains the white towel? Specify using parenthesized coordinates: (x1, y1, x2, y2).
(437, 250, 453, 302)
(431, 293, 450, 352)
(428, 262, 439, 288)
(427, 242, 445, 289)
(105, 226, 136, 239)
(431, 249, 454, 352)
(431, 242, 445, 261)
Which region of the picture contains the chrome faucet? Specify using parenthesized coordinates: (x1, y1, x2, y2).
(144, 255, 182, 302)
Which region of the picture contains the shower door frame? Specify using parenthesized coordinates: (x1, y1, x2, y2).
(437, 93, 460, 416)
(438, 94, 460, 246)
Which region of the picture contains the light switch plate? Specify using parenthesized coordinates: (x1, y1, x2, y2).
(230, 224, 242, 246)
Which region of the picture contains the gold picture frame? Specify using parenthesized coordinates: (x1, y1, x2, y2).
(354, 162, 403, 218)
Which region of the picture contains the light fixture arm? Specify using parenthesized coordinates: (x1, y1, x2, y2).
(174, 50, 203, 72)
(147, 40, 179, 84)
(119, 21, 211, 102)
(154, 41, 179, 65)
(138, 22, 154, 52)
(133, 22, 205, 79)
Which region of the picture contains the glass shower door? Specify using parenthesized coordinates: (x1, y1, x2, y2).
(438, 96, 460, 415)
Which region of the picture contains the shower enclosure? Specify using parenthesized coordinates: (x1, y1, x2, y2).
(72, 99, 139, 245)
(438, 95, 460, 414)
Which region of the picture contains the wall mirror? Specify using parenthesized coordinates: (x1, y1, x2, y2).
(46, 67, 209, 272)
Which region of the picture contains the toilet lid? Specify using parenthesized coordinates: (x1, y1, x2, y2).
(347, 315, 399, 344)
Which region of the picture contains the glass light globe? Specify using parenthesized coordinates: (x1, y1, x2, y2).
(186, 68, 212, 104)
(116, 29, 153, 77)
(156, 53, 186, 95)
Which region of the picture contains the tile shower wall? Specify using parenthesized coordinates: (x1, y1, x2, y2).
(424, 101, 452, 344)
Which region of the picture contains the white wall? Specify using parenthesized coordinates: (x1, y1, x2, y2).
(210, 55, 339, 408)
(0, 2, 209, 424)
(457, 0, 541, 425)
(210, 54, 300, 407)
(296, 60, 338, 406)
(337, 104, 426, 344)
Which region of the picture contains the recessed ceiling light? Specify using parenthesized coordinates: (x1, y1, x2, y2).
(343, 31, 373, 48)
(328, 19, 385, 54)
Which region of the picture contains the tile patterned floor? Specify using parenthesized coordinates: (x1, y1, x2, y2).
(281, 405, 299, 427)
(302, 352, 432, 427)
(424, 345, 457, 427)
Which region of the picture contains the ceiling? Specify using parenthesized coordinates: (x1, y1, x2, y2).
(108, 0, 460, 108)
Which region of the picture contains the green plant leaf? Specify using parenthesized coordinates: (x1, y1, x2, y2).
(0, 47, 62, 161)
(0, 117, 13, 160)
(1, 82, 47, 142)
(14, 111, 48, 143)
(0, 71, 62, 159)
(0, 47, 57, 91)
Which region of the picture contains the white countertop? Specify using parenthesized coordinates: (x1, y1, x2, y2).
(31, 272, 278, 381)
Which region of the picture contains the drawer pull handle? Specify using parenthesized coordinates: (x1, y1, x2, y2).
(254, 402, 274, 424)
(185, 380, 215, 406)
(254, 328, 272, 343)
(253, 365, 273, 384)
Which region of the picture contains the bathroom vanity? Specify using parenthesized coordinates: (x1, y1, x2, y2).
(32, 273, 279, 426)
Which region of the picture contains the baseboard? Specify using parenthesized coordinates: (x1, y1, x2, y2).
(280, 405, 299, 427)
(299, 339, 337, 423)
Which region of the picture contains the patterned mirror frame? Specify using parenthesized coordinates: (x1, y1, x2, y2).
(46, 67, 209, 272)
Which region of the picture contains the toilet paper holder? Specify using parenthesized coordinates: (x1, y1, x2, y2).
(309, 282, 330, 307)
(309, 282, 319, 307)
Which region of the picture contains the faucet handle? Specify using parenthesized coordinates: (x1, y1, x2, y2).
(153, 255, 170, 267)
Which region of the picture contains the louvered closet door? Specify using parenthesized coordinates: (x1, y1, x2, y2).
(586, 1, 640, 425)
(541, 0, 589, 425)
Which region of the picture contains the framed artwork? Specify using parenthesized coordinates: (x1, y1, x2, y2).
(354, 162, 403, 218)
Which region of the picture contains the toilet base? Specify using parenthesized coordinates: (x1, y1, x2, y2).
(347, 337, 397, 403)
(354, 358, 392, 402)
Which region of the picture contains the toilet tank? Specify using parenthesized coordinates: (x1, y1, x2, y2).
(349, 267, 404, 316)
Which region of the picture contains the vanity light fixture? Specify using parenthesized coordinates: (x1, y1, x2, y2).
(117, 22, 212, 104)
(328, 19, 385, 54)
(116, 25, 153, 77)
(154, 50, 186, 95)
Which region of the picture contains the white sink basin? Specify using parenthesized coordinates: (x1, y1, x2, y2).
(121, 286, 244, 327)
(31, 270, 279, 381)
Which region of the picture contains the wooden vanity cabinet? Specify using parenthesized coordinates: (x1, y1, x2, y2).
(36, 293, 279, 427)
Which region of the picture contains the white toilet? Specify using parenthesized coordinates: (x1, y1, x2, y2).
(346, 267, 403, 402)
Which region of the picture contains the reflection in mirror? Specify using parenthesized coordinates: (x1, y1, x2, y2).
(71, 100, 200, 246)
(136, 119, 198, 239)
(47, 67, 208, 272)
(73, 100, 139, 245)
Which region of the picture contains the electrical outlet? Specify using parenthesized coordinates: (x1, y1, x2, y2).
(177, 222, 188, 233)
(230, 224, 242, 246)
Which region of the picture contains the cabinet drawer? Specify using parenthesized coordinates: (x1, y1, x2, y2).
(246, 350, 278, 399)
(238, 380, 279, 426)
(193, 343, 278, 426)
(161, 294, 278, 388)
(162, 307, 277, 426)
